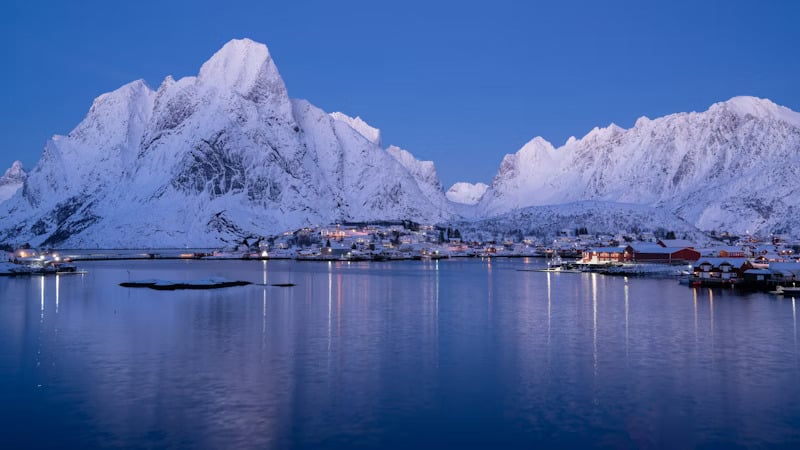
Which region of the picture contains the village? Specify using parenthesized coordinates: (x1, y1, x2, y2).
(2, 221, 800, 293)
(192, 221, 800, 292)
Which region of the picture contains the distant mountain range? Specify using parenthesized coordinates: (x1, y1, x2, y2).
(1, 38, 797, 247)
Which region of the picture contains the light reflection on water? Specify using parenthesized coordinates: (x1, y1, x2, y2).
(1, 258, 799, 448)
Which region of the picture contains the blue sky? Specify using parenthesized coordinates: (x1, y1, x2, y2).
(3, 0, 799, 187)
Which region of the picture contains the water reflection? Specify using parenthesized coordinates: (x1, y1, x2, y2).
(693, 287, 698, 349)
(592, 272, 598, 375)
(40, 275, 44, 317)
(262, 260, 267, 349)
(624, 277, 629, 360)
(2, 259, 799, 448)
(709, 288, 715, 363)
(546, 271, 551, 345)
(793, 298, 797, 360)
(486, 258, 493, 321)
(435, 259, 439, 319)
(328, 261, 332, 353)
(55, 274, 60, 313)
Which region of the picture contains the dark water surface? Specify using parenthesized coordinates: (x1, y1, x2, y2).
(1, 259, 798, 448)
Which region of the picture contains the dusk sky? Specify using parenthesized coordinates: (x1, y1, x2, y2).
(3, 0, 799, 187)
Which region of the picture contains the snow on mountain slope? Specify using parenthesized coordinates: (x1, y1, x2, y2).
(454, 201, 706, 242)
(385, 145, 453, 211)
(293, 101, 453, 223)
(0, 39, 453, 248)
(446, 182, 488, 205)
(0, 161, 26, 204)
(479, 97, 800, 235)
(326, 113, 452, 214)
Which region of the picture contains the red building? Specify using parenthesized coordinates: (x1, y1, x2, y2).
(629, 243, 701, 263)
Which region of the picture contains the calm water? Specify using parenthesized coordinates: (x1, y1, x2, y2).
(1, 258, 798, 449)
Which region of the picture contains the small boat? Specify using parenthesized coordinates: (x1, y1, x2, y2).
(772, 285, 800, 296)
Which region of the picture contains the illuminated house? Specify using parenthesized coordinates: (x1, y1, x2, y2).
(692, 258, 753, 283)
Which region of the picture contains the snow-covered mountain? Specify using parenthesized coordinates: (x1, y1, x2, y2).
(446, 182, 488, 205)
(0, 161, 26, 204)
(479, 96, 800, 235)
(0, 39, 453, 248)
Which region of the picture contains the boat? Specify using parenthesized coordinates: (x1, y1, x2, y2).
(772, 285, 800, 296)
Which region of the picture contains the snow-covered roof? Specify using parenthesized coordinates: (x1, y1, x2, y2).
(768, 262, 800, 275)
(695, 257, 751, 267)
(587, 246, 627, 253)
(714, 246, 745, 253)
(629, 243, 696, 254)
(744, 268, 772, 275)
(658, 239, 695, 248)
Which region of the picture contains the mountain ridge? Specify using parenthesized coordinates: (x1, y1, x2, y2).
(1, 38, 797, 247)
(476, 95, 800, 235)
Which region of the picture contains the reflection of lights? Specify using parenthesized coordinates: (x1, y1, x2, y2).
(592, 273, 597, 375)
(693, 288, 698, 347)
(40, 276, 45, 317)
(262, 260, 267, 346)
(435, 259, 440, 323)
(709, 289, 715, 362)
(56, 274, 60, 313)
(546, 271, 551, 345)
(328, 263, 332, 352)
(793, 298, 797, 353)
(624, 278, 629, 359)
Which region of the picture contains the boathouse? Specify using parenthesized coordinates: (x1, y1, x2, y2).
(692, 257, 753, 283)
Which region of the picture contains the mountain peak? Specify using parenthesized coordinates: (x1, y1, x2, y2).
(92, 79, 152, 105)
(6, 160, 24, 177)
(519, 136, 555, 153)
(514, 136, 556, 164)
(582, 123, 625, 141)
(198, 38, 285, 97)
(710, 96, 800, 125)
(0, 160, 26, 203)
